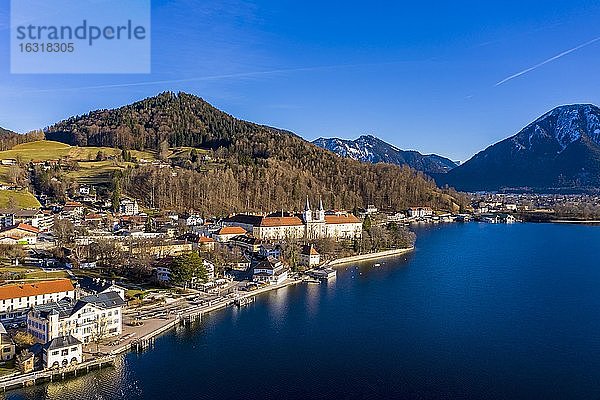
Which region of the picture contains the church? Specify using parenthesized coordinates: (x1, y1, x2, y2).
(223, 197, 363, 241)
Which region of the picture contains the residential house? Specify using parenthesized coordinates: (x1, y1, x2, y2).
(15, 349, 36, 373)
(126, 240, 193, 257)
(259, 244, 282, 259)
(0, 279, 76, 321)
(0, 323, 15, 361)
(42, 335, 82, 369)
(407, 207, 434, 218)
(198, 236, 216, 252)
(185, 214, 204, 226)
(252, 256, 289, 285)
(27, 291, 125, 344)
(76, 277, 126, 301)
(62, 202, 85, 218)
(119, 199, 139, 216)
(300, 244, 320, 267)
(0, 223, 40, 245)
(0, 210, 15, 229)
(213, 226, 247, 242)
(230, 235, 262, 253)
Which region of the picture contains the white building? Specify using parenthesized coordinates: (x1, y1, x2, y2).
(300, 244, 320, 267)
(0, 279, 76, 322)
(28, 292, 125, 345)
(213, 226, 247, 242)
(185, 215, 204, 226)
(224, 196, 362, 241)
(119, 199, 140, 216)
(253, 256, 289, 285)
(0, 223, 40, 245)
(407, 207, 434, 218)
(42, 335, 82, 369)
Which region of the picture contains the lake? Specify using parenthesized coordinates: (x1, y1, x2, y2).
(6, 223, 600, 400)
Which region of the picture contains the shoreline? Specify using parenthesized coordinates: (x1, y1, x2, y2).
(112, 248, 415, 355)
(0, 247, 414, 391)
(549, 220, 600, 225)
(326, 247, 414, 267)
(105, 278, 303, 356)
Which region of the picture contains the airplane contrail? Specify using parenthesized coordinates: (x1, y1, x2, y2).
(495, 35, 600, 86)
(19, 61, 411, 94)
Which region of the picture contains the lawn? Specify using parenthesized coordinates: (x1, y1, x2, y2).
(0, 140, 72, 161)
(0, 140, 158, 185)
(0, 141, 156, 163)
(0, 190, 41, 208)
(0, 266, 70, 280)
(66, 160, 137, 185)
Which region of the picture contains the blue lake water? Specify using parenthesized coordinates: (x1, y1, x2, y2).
(6, 223, 600, 400)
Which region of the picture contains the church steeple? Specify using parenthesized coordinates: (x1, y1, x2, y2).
(317, 196, 325, 221)
(303, 195, 312, 222)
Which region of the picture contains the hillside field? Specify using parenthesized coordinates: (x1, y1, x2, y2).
(0, 189, 41, 208)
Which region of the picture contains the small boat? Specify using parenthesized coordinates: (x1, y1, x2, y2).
(373, 263, 381, 267)
(305, 279, 320, 285)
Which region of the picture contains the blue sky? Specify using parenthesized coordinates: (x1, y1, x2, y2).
(1, 0, 600, 161)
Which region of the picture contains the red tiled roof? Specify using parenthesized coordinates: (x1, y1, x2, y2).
(324, 215, 360, 224)
(259, 216, 303, 227)
(0, 223, 39, 234)
(199, 236, 216, 243)
(0, 279, 74, 300)
(217, 226, 247, 235)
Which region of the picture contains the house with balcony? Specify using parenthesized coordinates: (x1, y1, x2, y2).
(27, 291, 125, 345)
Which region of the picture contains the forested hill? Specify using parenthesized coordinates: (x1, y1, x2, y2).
(45, 92, 465, 213)
(0, 127, 44, 151)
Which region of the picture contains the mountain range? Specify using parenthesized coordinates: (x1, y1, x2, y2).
(8, 94, 600, 195)
(42, 92, 462, 213)
(439, 104, 600, 191)
(312, 135, 458, 174)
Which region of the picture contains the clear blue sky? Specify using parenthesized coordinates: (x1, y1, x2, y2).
(2, 0, 600, 161)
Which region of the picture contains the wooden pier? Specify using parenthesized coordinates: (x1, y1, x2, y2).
(0, 355, 116, 392)
(0, 278, 303, 393)
(234, 296, 255, 307)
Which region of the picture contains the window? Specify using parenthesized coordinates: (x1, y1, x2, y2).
(3, 348, 10, 353)
(71, 347, 77, 351)
(61, 349, 68, 356)
(52, 350, 59, 356)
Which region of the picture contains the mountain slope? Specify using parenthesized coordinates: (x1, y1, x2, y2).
(313, 135, 457, 174)
(44, 92, 463, 213)
(0, 126, 17, 136)
(0, 127, 45, 151)
(440, 104, 600, 191)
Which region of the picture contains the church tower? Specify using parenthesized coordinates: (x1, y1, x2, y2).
(303, 195, 312, 222)
(317, 196, 326, 221)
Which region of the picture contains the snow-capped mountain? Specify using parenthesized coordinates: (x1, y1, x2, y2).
(439, 104, 600, 191)
(312, 135, 458, 174)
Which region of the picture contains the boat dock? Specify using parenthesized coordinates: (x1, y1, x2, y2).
(0, 278, 302, 393)
(0, 355, 116, 392)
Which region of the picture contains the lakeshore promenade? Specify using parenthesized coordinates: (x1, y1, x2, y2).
(326, 247, 414, 267)
(95, 277, 303, 356)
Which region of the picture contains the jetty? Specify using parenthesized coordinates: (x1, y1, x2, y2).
(109, 278, 302, 355)
(0, 355, 116, 392)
